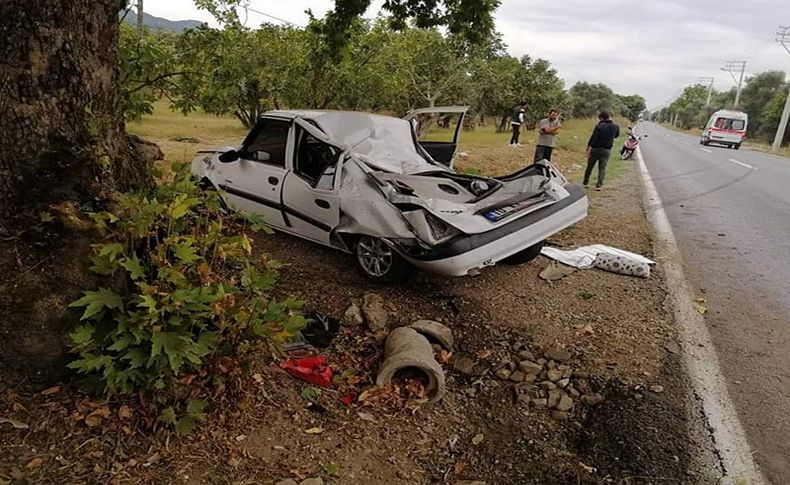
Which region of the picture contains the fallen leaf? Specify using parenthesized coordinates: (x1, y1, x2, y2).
(357, 412, 376, 422)
(578, 323, 595, 336)
(40, 386, 61, 396)
(251, 373, 264, 384)
(694, 305, 707, 315)
(476, 349, 493, 359)
(118, 405, 133, 419)
(472, 433, 484, 445)
(305, 427, 324, 434)
(235, 434, 247, 442)
(25, 457, 44, 469)
(579, 461, 597, 473)
(0, 417, 29, 429)
(454, 460, 466, 475)
(84, 406, 111, 427)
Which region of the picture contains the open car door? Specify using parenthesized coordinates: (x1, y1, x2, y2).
(404, 106, 468, 168)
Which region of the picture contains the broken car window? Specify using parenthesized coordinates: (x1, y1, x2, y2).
(295, 128, 340, 190)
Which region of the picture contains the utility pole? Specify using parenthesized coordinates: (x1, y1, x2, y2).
(137, 0, 144, 31)
(773, 26, 790, 152)
(697, 76, 715, 106)
(721, 60, 747, 107)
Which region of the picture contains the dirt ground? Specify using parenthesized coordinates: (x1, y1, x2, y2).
(1, 147, 720, 484)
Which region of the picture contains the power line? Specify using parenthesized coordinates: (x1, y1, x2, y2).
(721, 60, 747, 106)
(244, 5, 304, 28)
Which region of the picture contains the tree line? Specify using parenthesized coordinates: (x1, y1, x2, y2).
(648, 71, 790, 145)
(121, 19, 647, 129)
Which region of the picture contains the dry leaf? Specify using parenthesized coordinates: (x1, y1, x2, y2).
(118, 405, 133, 419)
(0, 417, 29, 429)
(25, 457, 44, 469)
(84, 406, 111, 427)
(40, 386, 61, 396)
(454, 460, 466, 475)
(476, 349, 493, 359)
(472, 433, 484, 445)
(305, 427, 324, 434)
(694, 305, 707, 315)
(357, 412, 376, 422)
(578, 323, 595, 336)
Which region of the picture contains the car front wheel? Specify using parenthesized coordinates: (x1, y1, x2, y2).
(355, 236, 414, 283)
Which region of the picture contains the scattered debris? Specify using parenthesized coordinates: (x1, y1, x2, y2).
(409, 319, 454, 350)
(376, 327, 446, 402)
(282, 356, 333, 388)
(649, 385, 665, 393)
(539, 261, 577, 281)
(472, 433, 485, 445)
(362, 292, 389, 332)
(541, 244, 654, 269)
(593, 253, 651, 278)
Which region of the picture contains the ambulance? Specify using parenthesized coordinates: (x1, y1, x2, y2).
(700, 109, 748, 149)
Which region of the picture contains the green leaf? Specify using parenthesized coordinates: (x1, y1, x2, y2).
(67, 353, 112, 373)
(186, 399, 207, 415)
(98, 243, 124, 260)
(300, 386, 321, 402)
(172, 239, 200, 264)
(150, 332, 200, 374)
(168, 194, 200, 220)
(120, 255, 146, 280)
(70, 325, 95, 346)
(158, 407, 178, 425)
(106, 335, 133, 352)
(175, 415, 198, 435)
(322, 463, 340, 477)
(138, 294, 158, 315)
(121, 348, 148, 369)
(39, 211, 54, 223)
(69, 288, 123, 320)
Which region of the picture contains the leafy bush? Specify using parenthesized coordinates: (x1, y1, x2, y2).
(67, 165, 305, 427)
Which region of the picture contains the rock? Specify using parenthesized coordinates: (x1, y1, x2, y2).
(531, 398, 548, 408)
(537, 358, 547, 365)
(539, 380, 557, 390)
(342, 301, 364, 326)
(562, 368, 573, 379)
(472, 433, 485, 445)
(547, 389, 562, 409)
(362, 293, 389, 331)
(557, 378, 570, 388)
(550, 410, 569, 421)
(511, 342, 524, 352)
(456, 481, 486, 485)
(509, 370, 526, 382)
(547, 360, 557, 370)
(571, 370, 590, 379)
(547, 369, 563, 382)
(518, 360, 543, 375)
(452, 354, 479, 375)
(544, 345, 572, 363)
(649, 385, 665, 393)
(495, 368, 512, 380)
(567, 386, 580, 398)
(517, 350, 536, 361)
(575, 379, 591, 395)
(524, 373, 538, 383)
(465, 387, 478, 397)
(556, 394, 574, 412)
(665, 341, 681, 355)
(300, 479, 324, 485)
(276, 480, 298, 485)
(409, 320, 454, 351)
(581, 393, 604, 406)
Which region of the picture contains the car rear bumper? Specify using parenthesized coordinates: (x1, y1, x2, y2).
(402, 184, 588, 276)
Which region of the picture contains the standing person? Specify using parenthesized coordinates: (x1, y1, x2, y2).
(534, 109, 561, 161)
(509, 101, 527, 147)
(583, 111, 620, 191)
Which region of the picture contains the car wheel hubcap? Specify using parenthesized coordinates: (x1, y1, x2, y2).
(357, 237, 393, 277)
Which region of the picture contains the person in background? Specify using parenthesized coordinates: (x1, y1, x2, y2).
(534, 109, 561, 161)
(583, 111, 620, 191)
(509, 101, 527, 147)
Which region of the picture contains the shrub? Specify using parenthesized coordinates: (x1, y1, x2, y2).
(67, 164, 305, 429)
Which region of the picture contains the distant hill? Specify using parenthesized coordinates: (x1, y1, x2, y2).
(121, 10, 204, 32)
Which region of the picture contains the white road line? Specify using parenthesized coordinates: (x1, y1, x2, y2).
(636, 146, 764, 484)
(699, 147, 714, 154)
(728, 158, 756, 170)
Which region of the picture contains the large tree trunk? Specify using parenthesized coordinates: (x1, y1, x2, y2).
(0, 0, 155, 386)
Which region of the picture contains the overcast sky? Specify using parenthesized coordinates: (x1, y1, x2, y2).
(145, 0, 790, 109)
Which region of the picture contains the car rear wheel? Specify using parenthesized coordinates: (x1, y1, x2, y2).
(734, 143, 741, 150)
(502, 240, 545, 266)
(355, 236, 414, 283)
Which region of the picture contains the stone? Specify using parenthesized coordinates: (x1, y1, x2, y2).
(544, 345, 572, 363)
(547, 369, 563, 382)
(456, 481, 486, 485)
(524, 373, 538, 383)
(649, 385, 665, 393)
(556, 394, 574, 412)
(547, 389, 562, 409)
(518, 350, 536, 361)
(518, 360, 543, 375)
(571, 370, 590, 379)
(539, 380, 557, 390)
(509, 371, 526, 383)
(575, 379, 591, 395)
(511, 342, 524, 352)
(531, 398, 548, 408)
(537, 358, 547, 365)
(465, 387, 478, 397)
(472, 433, 485, 445)
(567, 386, 580, 398)
(495, 368, 512, 380)
(557, 378, 570, 388)
(409, 320, 454, 351)
(452, 354, 479, 375)
(300, 479, 324, 485)
(342, 301, 364, 326)
(665, 341, 681, 355)
(562, 368, 573, 379)
(550, 410, 569, 421)
(581, 393, 604, 406)
(362, 292, 389, 331)
(276, 480, 298, 485)
(547, 360, 557, 370)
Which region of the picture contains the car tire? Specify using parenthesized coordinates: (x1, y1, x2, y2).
(734, 143, 741, 150)
(502, 240, 545, 266)
(354, 235, 414, 283)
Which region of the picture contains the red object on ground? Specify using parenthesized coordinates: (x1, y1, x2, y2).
(339, 394, 354, 406)
(281, 355, 333, 388)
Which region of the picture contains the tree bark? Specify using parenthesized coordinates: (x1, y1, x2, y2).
(0, 0, 155, 386)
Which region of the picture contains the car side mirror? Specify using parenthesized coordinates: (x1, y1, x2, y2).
(218, 149, 240, 163)
(252, 151, 271, 162)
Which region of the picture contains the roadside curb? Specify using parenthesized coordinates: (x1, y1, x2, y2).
(635, 144, 766, 484)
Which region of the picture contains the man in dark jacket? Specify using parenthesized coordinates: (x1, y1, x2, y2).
(509, 101, 527, 146)
(583, 111, 620, 190)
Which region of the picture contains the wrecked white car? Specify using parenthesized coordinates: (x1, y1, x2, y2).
(191, 107, 588, 282)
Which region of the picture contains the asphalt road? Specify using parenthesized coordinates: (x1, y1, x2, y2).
(638, 123, 790, 484)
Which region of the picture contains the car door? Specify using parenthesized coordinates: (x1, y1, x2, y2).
(280, 119, 342, 246)
(215, 117, 291, 228)
(403, 106, 468, 168)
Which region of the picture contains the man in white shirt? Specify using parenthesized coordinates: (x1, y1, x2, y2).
(534, 109, 561, 161)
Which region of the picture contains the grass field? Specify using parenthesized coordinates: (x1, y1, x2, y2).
(127, 102, 631, 185)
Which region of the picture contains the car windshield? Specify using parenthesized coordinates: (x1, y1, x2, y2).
(715, 118, 745, 130)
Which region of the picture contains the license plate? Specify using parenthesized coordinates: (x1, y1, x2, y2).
(484, 197, 543, 221)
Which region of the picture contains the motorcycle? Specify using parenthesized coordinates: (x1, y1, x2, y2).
(620, 129, 645, 160)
